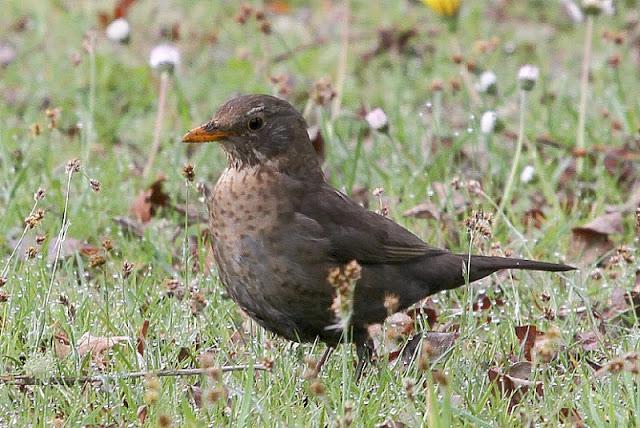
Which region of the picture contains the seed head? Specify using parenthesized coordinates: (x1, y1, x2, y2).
(181, 164, 195, 182)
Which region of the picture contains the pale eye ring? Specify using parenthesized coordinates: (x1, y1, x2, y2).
(247, 116, 264, 131)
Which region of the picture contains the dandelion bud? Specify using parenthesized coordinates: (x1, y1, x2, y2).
(520, 165, 535, 183)
(480, 111, 497, 134)
(517, 64, 539, 91)
(476, 71, 497, 94)
(365, 108, 389, 133)
(105, 18, 131, 44)
(149, 43, 181, 72)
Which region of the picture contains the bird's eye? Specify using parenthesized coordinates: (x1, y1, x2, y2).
(247, 116, 264, 131)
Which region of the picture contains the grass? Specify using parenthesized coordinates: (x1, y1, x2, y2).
(1, 0, 639, 426)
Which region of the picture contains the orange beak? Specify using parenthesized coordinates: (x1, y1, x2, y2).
(181, 121, 232, 143)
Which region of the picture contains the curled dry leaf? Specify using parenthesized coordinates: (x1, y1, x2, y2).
(401, 331, 458, 366)
(130, 176, 170, 223)
(488, 362, 543, 410)
(402, 201, 441, 221)
(77, 332, 129, 368)
(570, 211, 622, 265)
(515, 325, 543, 361)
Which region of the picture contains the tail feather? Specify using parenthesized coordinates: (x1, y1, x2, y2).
(461, 254, 575, 283)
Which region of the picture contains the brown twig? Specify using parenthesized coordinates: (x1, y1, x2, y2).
(1, 364, 269, 386)
(143, 70, 170, 179)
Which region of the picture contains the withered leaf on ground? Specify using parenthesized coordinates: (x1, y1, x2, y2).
(402, 201, 441, 220)
(130, 176, 170, 223)
(570, 212, 622, 265)
(515, 325, 543, 361)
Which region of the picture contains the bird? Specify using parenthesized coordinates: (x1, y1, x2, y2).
(182, 94, 574, 376)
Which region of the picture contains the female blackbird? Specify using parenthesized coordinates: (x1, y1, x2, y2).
(182, 94, 574, 374)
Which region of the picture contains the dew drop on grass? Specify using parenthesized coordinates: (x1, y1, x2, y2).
(466, 127, 474, 134)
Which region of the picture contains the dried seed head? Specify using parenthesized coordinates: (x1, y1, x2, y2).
(45, 108, 60, 129)
(101, 238, 112, 252)
(259, 21, 272, 35)
(310, 77, 336, 107)
(432, 369, 449, 386)
(65, 158, 81, 174)
(309, 380, 325, 396)
(404, 378, 415, 400)
(30, 123, 41, 136)
(89, 179, 101, 192)
(198, 351, 215, 369)
(26, 246, 38, 259)
(465, 210, 493, 240)
(89, 254, 106, 268)
(166, 278, 185, 300)
(383, 293, 399, 315)
(181, 164, 195, 182)
(0, 291, 8, 302)
(122, 260, 134, 279)
(190, 290, 207, 315)
(25, 208, 45, 229)
(157, 414, 172, 428)
(34, 188, 46, 201)
(35, 235, 46, 245)
(0, 277, 6, 287)
(430, 79, 444, 92)
(205, 386, 227, 404)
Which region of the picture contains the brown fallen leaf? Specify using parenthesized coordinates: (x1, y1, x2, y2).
(77, 332, 129, 368)
(136, 319, 149, 357)
(403, 201, 441, 221)
(130, 176, 170, 223)
(570, 212, 622, 265)
(401, 331, 458, 366)
(488, 362, 543, 410)
(47, 237, 100, 264)
(515, 325, 543, 361)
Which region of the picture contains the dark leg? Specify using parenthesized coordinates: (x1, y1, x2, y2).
(315, 346, 334, 373)
(354, 340, 374, 382)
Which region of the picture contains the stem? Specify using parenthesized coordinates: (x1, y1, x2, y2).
(576, 15, 594, 175)
(35, 172, 74, 347)
(143, 71, 170, 179)
(331, 1, 350, 119)
(0, 365, 269, 386)
(451, 37, 481, 107)
(495, 90, 527, 229)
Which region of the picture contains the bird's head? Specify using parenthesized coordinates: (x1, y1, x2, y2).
(183, 94, 320, 176)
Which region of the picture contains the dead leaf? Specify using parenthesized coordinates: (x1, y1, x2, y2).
(130, 176, 170, 223)
(488, 363, 543, 410)
(136, 319, 149, 357)
(570, 212, 622, 264)
(406, 298, 438, 328)
(136, 405, 148, 424)
(402, 331, 458, 365)
(515, 325, 543, 361)
(0, 43, 16, 67)
(47, 237, 99, 264)
(77, 332, 128, 368)
(575, 331, 599, 351)
(403, 201, 440, 220)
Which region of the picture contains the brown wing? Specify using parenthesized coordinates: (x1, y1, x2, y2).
(298, 184, 447, 264)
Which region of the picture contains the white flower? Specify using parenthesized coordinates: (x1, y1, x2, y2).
(582, 0, 614, 15)
(562, 0, 584, 23)
(520, 165, 535, 183)
(518, 64, 539, 91)
(480, 111, 497, 134)
(106, 18, 131, 43)
(149, 43, 181, 71)
(365, 108, 389, 132)
(476, 71, 497, 94)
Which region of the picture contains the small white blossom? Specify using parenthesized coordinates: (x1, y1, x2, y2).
(476, 71, 497, 94)
(520, 165, 535, 183)
(149, 43, 181, 72)
(582, 0, 614, 15)
(518, 64, 539, 91)
(105, 18, 131, 43)
(480, 111, 497, 134)
(365, 108, 389, 132)
(562, 0, 584, 23)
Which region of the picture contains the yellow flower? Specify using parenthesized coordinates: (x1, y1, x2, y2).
(423, 0, 461, 17)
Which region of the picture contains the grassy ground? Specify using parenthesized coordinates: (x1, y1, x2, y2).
(1, 0, 639, 426)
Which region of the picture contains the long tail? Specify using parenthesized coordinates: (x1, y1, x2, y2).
(421, 253, 576, 292)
